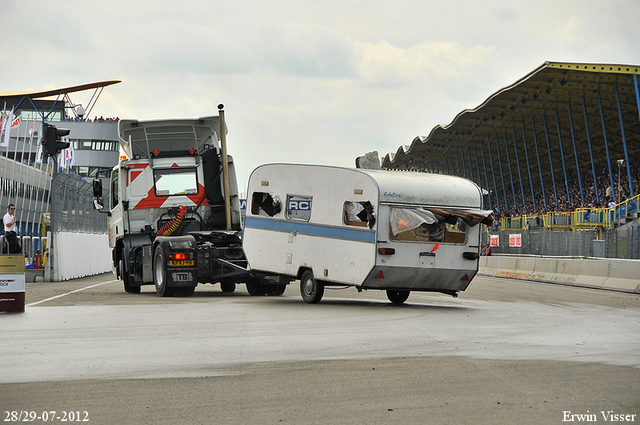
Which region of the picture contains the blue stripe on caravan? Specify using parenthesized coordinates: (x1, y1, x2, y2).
(244, 216, 376, 243)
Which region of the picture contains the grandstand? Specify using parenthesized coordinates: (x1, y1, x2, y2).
(381, 61, 640, 259)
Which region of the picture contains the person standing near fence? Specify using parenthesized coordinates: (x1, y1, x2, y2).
(3, 204, 21, 254)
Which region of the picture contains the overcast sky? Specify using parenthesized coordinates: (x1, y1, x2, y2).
(1, 0, 639, 192)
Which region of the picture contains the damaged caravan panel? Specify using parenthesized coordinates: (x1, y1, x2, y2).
(242, 164, 493, 304)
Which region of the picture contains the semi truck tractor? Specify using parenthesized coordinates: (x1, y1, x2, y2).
(93, 106, 276, 296)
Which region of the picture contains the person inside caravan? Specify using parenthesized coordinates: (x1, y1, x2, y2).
(252, 192, 281, 217)
(343, 201, 375, 229)
(415, 222, 445, 242)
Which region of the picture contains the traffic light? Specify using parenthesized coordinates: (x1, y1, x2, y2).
(44, 123, 70, 157)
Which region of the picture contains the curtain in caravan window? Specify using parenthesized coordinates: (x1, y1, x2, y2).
(390, 206, 493, 236)
(344, 201, 365, 225)
(426, 207, 494, 227)
(390, 208, 438, 236)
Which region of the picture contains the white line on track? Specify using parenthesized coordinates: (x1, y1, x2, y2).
(26, 280, 119, 307)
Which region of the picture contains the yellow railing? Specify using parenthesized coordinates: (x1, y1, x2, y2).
(500, 214, 550, 230)
(545, 212, 574, 230)
(574, 208, 606, 228)
(500, 216, 525, 230)
(605, 193, 640, 227)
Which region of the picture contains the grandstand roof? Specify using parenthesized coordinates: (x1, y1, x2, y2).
(0, 80, 121, 122)
(0, 80, 121, 99)
(381, 61, 640, 210)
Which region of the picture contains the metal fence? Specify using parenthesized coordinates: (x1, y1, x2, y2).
(486, 225, 640, 259)
(51, 173, 108, 233)
(605, 225, 640, 260)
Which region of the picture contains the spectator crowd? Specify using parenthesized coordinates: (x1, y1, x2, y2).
(64, 116, 119, 122)
(488, 162, 640, 221)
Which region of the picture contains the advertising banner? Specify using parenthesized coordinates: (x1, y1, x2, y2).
(0, 255, 25, 312)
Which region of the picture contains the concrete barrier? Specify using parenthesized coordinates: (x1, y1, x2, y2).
(531, 256, 556, 282)
(552, 258, 582, 284)
(479, 255, 640, 294)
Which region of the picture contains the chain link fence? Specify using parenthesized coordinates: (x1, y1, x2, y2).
(51, 173, 108, 233)
(604, 225, 640, 259)
(486, 225, 640, 259)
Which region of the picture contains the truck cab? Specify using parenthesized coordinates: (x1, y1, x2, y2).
(97, 109, 250, 296)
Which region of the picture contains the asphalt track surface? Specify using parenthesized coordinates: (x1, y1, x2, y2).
(1, 273, 639, 424)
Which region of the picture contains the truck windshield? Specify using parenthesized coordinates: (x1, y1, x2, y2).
(154, 168, 198, 196)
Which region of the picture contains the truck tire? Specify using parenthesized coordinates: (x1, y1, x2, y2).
(300, 270, 324, 304)
(120, 259, 141, 294)
(386, 290, 410, 304)
(153, 245, 173, 297)
(246, 278, 266, 296)
(267, 284, 286, 296)
(220, 281, 236, 293)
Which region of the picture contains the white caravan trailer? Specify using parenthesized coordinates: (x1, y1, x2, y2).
(242, 164, 493, 304)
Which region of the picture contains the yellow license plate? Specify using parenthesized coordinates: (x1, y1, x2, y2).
(169, 260, 194, 267)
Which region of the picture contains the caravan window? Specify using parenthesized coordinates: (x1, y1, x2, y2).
(389, 207, 446, 242)
(251, 192, 282, 217)
(388, 206, 486, 243)
(286, 196, 312, 221)
(343, 201, 375, 229)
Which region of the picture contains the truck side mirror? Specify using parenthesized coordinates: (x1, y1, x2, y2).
(93, 199, 104, 210)
(93, 179, 103, 197)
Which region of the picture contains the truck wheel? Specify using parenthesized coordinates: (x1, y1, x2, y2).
(220, 281, 236, 293)
(386, 290, 410, 304)
(300, 270, 324, 304)
(267, 284, 286, 296)
(120, 259, 141, 294)
(246, 278, 266, 296)
(153, 245, 173, 297)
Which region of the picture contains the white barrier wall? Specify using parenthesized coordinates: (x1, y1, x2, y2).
(52, 232, 112, 281)
(479, 255, 640, 294)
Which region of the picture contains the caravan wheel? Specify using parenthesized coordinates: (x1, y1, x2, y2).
(386, 290, 410, 304)
(300, 270, 324, 304)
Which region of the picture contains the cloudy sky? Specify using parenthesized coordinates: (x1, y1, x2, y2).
(1, 0, 639, 192)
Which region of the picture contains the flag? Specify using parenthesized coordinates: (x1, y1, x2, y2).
(0, 109, 14, 147)
(67, 140, 75, 166)
(58, 148, 65, 169)
(35, 133, 43, 165)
